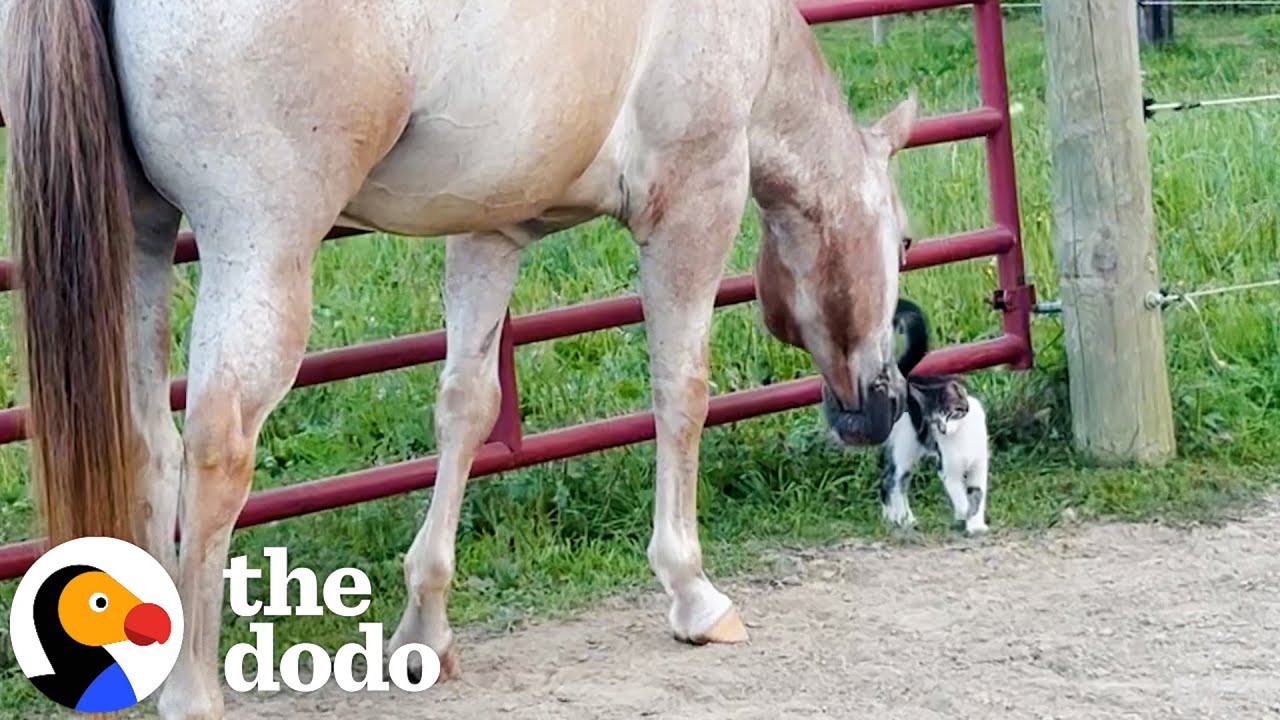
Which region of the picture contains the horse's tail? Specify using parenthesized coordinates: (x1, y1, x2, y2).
(893, 298, 929, 376)
(6, 0, 142, 549)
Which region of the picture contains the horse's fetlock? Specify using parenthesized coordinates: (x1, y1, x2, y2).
(648, 532, 702, 590)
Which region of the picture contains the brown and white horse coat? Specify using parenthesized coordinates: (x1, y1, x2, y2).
(0, 1, 916, 717)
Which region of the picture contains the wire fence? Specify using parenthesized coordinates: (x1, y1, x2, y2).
(1144, 92, 1280, 117)
(863, 0, 1279, 354)
(999, 1, 1280, 8)
(981, 1, 1280, 365)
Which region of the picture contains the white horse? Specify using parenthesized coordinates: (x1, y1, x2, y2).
(0, 1, 916, 717)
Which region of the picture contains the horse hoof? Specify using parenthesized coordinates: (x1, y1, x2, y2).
(387, 640, 458, 687)
(404, 642, 460, 684)
(680, 605, 750, 646)
(437, 641, 462, 682)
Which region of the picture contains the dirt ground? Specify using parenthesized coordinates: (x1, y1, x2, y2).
(229, 498, 1280, 720)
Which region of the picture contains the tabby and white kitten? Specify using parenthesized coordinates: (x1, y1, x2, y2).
(880, 299, 990, 535)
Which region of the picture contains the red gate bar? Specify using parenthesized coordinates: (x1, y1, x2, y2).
(0, 224, 1012, 445)
(0, 0, 1033, 579)
(800, 0, 979, 22)
(973, 0, 1033, 365)
(0, 332, 1022, 580)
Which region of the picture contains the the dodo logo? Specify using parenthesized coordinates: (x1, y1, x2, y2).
(8, 536, 183, 713)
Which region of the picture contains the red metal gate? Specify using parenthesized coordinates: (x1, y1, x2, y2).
(0, 0, 1033, 579)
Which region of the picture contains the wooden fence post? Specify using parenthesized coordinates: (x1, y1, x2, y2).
(1041, 0, 1177, 465)
(1137, 1, 1174, 46)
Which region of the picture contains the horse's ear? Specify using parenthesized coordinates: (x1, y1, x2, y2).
(873, 89, 918, 155)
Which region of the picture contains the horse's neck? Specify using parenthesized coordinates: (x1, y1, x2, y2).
(746, 5, 864, 229)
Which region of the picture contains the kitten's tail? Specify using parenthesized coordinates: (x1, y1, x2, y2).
(894, 297, 929, 375)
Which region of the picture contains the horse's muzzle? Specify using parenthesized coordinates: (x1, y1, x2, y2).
(819, 365, 906, 446)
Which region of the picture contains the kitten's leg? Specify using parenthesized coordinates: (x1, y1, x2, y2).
(939, 457, 972, 530)
(963, 456, 989, 535)
(880, 442, 919, 528)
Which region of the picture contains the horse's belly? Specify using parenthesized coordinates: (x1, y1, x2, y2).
(339, 119, 604, 237)
(340, 0, 651, 237)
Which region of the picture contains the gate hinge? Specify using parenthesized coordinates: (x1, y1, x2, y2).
(989, 284, 1036, 313)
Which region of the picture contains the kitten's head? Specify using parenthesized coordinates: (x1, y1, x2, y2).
(909, 375, 969, 437)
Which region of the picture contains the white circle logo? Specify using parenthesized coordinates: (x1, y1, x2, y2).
(8, 536, 183, 713)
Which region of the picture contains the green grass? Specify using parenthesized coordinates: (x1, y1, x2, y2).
(2, 8, 1280, 715)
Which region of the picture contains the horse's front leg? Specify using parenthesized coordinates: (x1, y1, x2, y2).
(389, 231, 521, 681)
(633, 134, 751, 645)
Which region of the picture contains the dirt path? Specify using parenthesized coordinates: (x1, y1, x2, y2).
(229, 499, 1280, 719)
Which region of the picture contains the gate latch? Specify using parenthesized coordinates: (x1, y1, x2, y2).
(989, 284, 1036, 313)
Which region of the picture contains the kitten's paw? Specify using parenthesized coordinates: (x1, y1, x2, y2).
(964, 519, 989, 536)
(882, 502, 916, 528)
(965, 487, 984, 517)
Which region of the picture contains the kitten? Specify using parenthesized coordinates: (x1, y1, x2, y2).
(880, 299, 990, 535)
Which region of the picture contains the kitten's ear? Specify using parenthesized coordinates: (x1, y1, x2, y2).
(945, 380, 969, 411)
(907, 382, 928, 406)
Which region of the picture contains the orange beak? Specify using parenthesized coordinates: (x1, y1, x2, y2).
(123, 603, 171, 646)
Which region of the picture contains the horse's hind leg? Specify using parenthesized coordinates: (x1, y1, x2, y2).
(389, 231, 522, 681)
(125, 170, 184, 579)
(157, 214, 324, 720)
(632, 133, 751, 645)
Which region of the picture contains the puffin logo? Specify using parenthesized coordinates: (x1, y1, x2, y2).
(8, 536, 183, 713)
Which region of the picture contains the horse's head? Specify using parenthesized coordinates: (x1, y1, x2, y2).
(753, 92, 917, 447)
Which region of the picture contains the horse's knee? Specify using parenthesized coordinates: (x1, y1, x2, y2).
(183, 390, 255, 524)
(651, 362, 710, 428)
(185, 406, 252, 477)
(434, 365, 501, 445)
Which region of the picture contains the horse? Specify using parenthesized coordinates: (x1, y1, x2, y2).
(0, 0, 916, 717)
